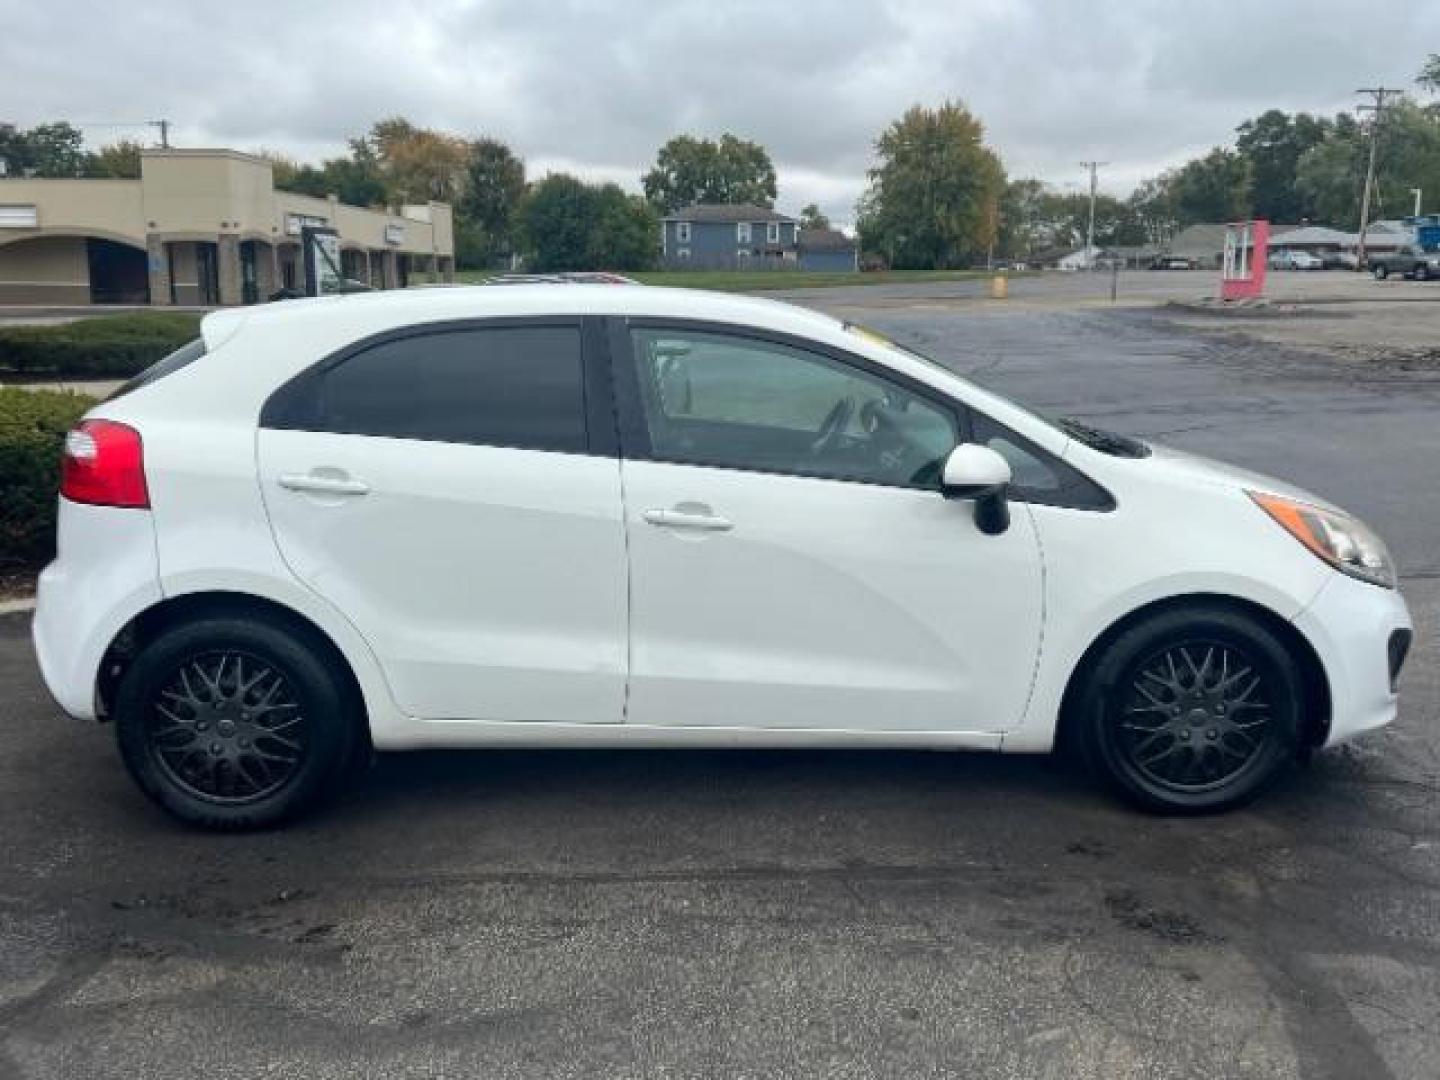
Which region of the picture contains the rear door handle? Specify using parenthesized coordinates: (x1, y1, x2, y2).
(642, 507, 733, 532)
(278, 472, 371, 497)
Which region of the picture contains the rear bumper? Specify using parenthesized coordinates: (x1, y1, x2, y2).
(32, 499, 161, 720)
(1293, 572, 1413, 747)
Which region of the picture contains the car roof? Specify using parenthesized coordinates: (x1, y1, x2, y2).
(201, 284, 844, 353)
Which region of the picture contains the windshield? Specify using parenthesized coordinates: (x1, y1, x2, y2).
(844, 322, 1150, 457)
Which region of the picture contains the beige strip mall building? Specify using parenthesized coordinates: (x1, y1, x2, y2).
(0, 149, 455, 306)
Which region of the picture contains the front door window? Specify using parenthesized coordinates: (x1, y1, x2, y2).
(627, 328, 958, 490)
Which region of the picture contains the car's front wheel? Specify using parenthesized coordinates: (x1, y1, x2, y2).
(1373, 264, 1389, 280)
(1415, 263, 1430, 282)
(1075, 605, 1302, 814)
(114, 615, 358, 829)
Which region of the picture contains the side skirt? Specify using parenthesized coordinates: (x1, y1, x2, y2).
(373, 719, 1010, 753)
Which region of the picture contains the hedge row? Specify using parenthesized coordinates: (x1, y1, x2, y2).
(0, 388, 93, 568)
(0, 312, 202, 377)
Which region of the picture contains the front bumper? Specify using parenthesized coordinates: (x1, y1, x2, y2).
(1292, 571, 1413, 747)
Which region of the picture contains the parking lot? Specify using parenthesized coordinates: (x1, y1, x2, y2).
(2, 277, 1437, 1079)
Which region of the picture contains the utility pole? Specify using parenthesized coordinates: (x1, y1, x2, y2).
(154, 119, 170, 149)
(1355, 87, 1397, 268)
(1079, 161, 1107, 270)
(1411, 187, 1423, 217)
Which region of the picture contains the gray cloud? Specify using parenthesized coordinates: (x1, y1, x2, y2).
(5, 0, 1438, 227)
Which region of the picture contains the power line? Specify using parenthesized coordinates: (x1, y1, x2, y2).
(1355, 87, 1398, 267)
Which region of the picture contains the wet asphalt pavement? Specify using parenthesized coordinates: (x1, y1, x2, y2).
(1, 291, 1437, 1078)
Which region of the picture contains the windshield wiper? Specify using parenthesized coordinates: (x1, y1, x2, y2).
(1056, 418, 1151, 459)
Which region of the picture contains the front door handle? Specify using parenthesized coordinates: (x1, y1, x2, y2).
(278, 472, 371, 497)
(642, 507, 734, 532)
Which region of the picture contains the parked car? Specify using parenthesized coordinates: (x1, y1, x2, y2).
(1369, 246, 1440, 281)
(1322, 252, 1360, 271)
(35, 287, 1411, 828)
(1148, 255, 1195, 270)
(1267, 250, 1324, 271)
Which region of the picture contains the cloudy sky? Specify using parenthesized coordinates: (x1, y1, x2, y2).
(6, 0, 1439, 226)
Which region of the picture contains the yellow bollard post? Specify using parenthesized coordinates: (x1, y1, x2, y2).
(990, 273, 1008, 300)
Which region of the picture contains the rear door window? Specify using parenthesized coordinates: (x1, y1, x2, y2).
(265, 324, 588, 453)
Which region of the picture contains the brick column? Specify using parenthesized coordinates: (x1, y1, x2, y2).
(381, 250, 398, 290)
(217, 234, 243, 306)
(146, 235, 172, 306)
(441, 256, 455, 283)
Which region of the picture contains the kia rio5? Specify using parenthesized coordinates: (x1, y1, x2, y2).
(33, 286, 1412, 829)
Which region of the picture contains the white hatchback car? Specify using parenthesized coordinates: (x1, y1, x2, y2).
(35, 287, 1412, 828)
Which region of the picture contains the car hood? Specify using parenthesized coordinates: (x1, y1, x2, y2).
(1139, 441, 1339, 511)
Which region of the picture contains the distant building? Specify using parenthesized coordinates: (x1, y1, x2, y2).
(0, 148, 455, 306)
(661, 204, 799, 270)
(797, 227, 858, 272)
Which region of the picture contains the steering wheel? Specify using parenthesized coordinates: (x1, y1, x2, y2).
(811, 396, 856, 455)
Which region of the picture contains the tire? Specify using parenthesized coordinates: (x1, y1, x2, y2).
(1416, 264, 1429, 282)
(1074, 605, 1302, 815)
(1373, 264, 1389, 280)
(114, 615, 358, 830)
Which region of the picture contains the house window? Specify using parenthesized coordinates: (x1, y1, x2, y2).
(737, 222, 751, 243)
(676, 221, 691, 243)
(737, 249, 750, 262)
(677, 248, 691, 261)
(767, 221, 780, 244)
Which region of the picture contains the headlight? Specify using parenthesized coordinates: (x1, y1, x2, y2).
(1249, 491, 1396, 589)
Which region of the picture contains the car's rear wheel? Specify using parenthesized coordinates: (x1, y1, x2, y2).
(114, 616, 357, 829)
(1373, 264, 1389, 280)
(1415, 263, 1429, 282)
(1076, 606, 1302, 814)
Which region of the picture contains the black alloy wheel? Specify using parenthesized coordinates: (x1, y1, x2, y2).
(1115, 643, 1273, 796)
(149, 650, 308, 803)
(115, 615, 357, 829)
(1077, 606, 1302, 813)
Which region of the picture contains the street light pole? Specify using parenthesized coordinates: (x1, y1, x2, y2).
(1411, 187, 1423, 217)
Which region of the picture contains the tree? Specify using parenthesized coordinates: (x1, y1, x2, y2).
(321, 138, 389, 207)
(642, 133, 777, 213)
(84, 140, 142, 178)
(518, 173, 658, 272)
(1235, 110, 1330, 222)
(457, 138, 526, 267)
(1155, 148, 1252, 228)
(1297, 101, 1440, 226)
(855, 101, 1005, 270)
(587, 184, 659, 270)
(369, 117, 468, 203)
(1419, 53, 1440, 95)
(1127, 175, 1180, 245)
(799, 203, 831, 231)
(0, 122, 87, 177)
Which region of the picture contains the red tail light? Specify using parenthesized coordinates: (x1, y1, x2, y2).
(60, 420, 149, 509)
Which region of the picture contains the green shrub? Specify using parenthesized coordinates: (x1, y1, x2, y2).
(0, 313, 201, 377)
(0, 388, 94, 569)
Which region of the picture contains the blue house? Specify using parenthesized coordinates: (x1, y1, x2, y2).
(797, 227, 858, 272)
(661, 204, 800, 270)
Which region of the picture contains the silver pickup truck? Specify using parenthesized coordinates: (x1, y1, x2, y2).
(1370, 245, 1440, 281)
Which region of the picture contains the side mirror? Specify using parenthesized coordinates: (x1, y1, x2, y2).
(941, 444, 1013, 536)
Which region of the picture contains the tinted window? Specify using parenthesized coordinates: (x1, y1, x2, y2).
(278, 326, 586, 452)
(629, 328, 957, 489)
(971, 411, 1114, 510)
